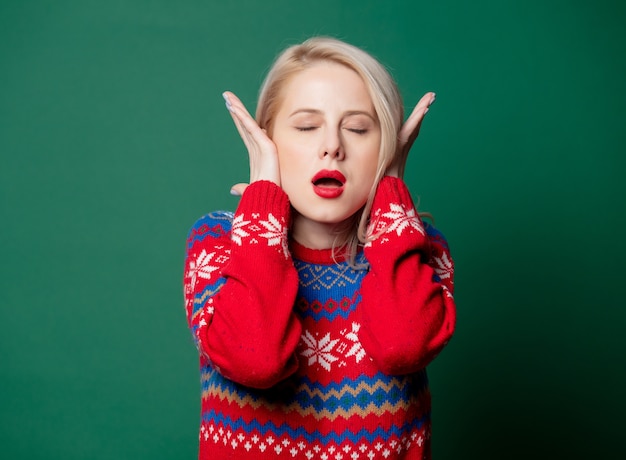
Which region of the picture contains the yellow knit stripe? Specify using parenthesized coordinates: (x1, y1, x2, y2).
(203, 390, 412, 421)
(295, 379, 405, 399)
(201, 381, 418, 421)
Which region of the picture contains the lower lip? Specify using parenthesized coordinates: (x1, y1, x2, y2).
(313, 185, 344, 198)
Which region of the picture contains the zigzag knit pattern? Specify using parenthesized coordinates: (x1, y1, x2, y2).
(183, 178, 455, 460)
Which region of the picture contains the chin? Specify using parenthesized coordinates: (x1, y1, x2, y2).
(308, 209, 363, 226)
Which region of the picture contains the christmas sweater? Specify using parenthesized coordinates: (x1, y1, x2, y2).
(183, 176, 456, 460)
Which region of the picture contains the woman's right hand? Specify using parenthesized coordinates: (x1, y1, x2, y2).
(223, 91, 280, 196)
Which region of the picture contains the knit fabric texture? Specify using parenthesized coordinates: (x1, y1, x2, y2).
(183, 177, 456, 459)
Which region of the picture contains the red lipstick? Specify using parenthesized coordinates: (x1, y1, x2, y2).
(312, 169, 346, 198)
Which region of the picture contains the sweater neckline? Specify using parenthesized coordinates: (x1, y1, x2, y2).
(289, 239, 354, 265)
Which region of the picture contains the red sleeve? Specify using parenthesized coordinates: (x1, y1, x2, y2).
(359, 176, 456, 375)
(183, 181, 302, 389)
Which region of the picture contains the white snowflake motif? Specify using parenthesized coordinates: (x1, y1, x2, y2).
(188, 250, 218, 286)
(258, 213, 289, 258)
(343, 322, 366, 363)
(300, 331, 340, 371)
(231, 214, 251, 246)
(381, 203, 425, 237)
(432, 252, 453, 280)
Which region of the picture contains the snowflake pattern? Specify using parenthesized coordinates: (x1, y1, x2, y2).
(300, 331, 340, 372)
(431, 252, 453, 281)
(258, 214, 289, 258)
(300, 323, 366, 372)
(379, 203, 425, 237)
(188, 249, 219, 286)
(366, 203, 425, 247)
(230, 212, 289, 258)
(231, 214, 251, 246)
(343, 323, 366, 363)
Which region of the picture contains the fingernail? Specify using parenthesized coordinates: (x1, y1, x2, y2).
(223, 93, 234, 112)
(430, 93, 436, 106)
(230, 188, 241, 196)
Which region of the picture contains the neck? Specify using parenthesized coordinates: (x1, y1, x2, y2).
(290, 212, 360, 250)
(291, 218, 339, 249)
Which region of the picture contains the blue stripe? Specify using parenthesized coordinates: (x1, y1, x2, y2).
(202, 369, 429, 410)
(203, 369, 428, 393)
(187, 211, 233, 249)
(424, 221, 449, 250)
(293, 253, 368, 321)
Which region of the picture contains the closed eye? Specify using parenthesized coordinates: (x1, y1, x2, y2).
(296, 126, 317, 132)
(347, 128, 368, 135)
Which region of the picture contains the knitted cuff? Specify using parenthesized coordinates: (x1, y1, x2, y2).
(236, 181, 291, 223)
(366, 176, 427, 249)
(372, 176, 415, 212)
(231, 180, 292, 259)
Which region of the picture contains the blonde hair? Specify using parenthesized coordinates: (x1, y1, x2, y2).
(256, 37, 406, 266)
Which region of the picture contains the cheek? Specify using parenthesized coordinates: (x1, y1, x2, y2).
(360, 158, 381, 199)
(354, 161, 379, 200)
(275, 149, 302, 191)
(361, 166, 379, 196)
(363, 147, 381, 182)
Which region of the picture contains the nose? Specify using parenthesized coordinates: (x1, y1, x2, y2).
(320, 129, 345, 160)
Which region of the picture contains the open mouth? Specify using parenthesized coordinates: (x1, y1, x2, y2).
(312, 170, 346, 187)
(313, 177, 344, 188)
(312, 170, 346, 198)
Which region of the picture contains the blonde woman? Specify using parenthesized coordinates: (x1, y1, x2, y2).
(183, 37, 456, 460)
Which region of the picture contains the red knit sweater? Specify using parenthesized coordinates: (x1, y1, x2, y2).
(183, 176, 456, 459)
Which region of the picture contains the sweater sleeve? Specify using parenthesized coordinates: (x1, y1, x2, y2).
(183, 181, 302, 389)
(359, 176, 456, 375)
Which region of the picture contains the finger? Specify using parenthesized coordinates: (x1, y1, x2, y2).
(404, 92, 435, 132)
(223, 92, 261, 135)
(398, 92, 436, 150)
(223, 91, 274, 152)
(228, 109, 255, 154)
(418, 91, 436, 111)
(230, 182, 249, 197)
(223, 92, 256, 151)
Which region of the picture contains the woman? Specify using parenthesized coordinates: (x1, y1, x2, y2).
(183, 36, 456, 459)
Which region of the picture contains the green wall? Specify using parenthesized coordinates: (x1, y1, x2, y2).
(1, 1, 624, 458)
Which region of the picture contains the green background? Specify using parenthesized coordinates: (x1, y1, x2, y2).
(1, 0, 624, 458)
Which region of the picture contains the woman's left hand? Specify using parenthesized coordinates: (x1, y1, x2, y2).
(387, 92, 436, 178)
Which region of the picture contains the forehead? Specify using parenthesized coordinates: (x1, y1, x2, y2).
(277, 61, 375, 114)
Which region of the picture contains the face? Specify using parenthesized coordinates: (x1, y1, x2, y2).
(271, 61, 381, 248)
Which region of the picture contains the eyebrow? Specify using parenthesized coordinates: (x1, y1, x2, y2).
(288, 108, 377, 120)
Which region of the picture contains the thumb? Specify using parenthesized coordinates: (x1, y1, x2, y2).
(230, 182, 249, 197)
